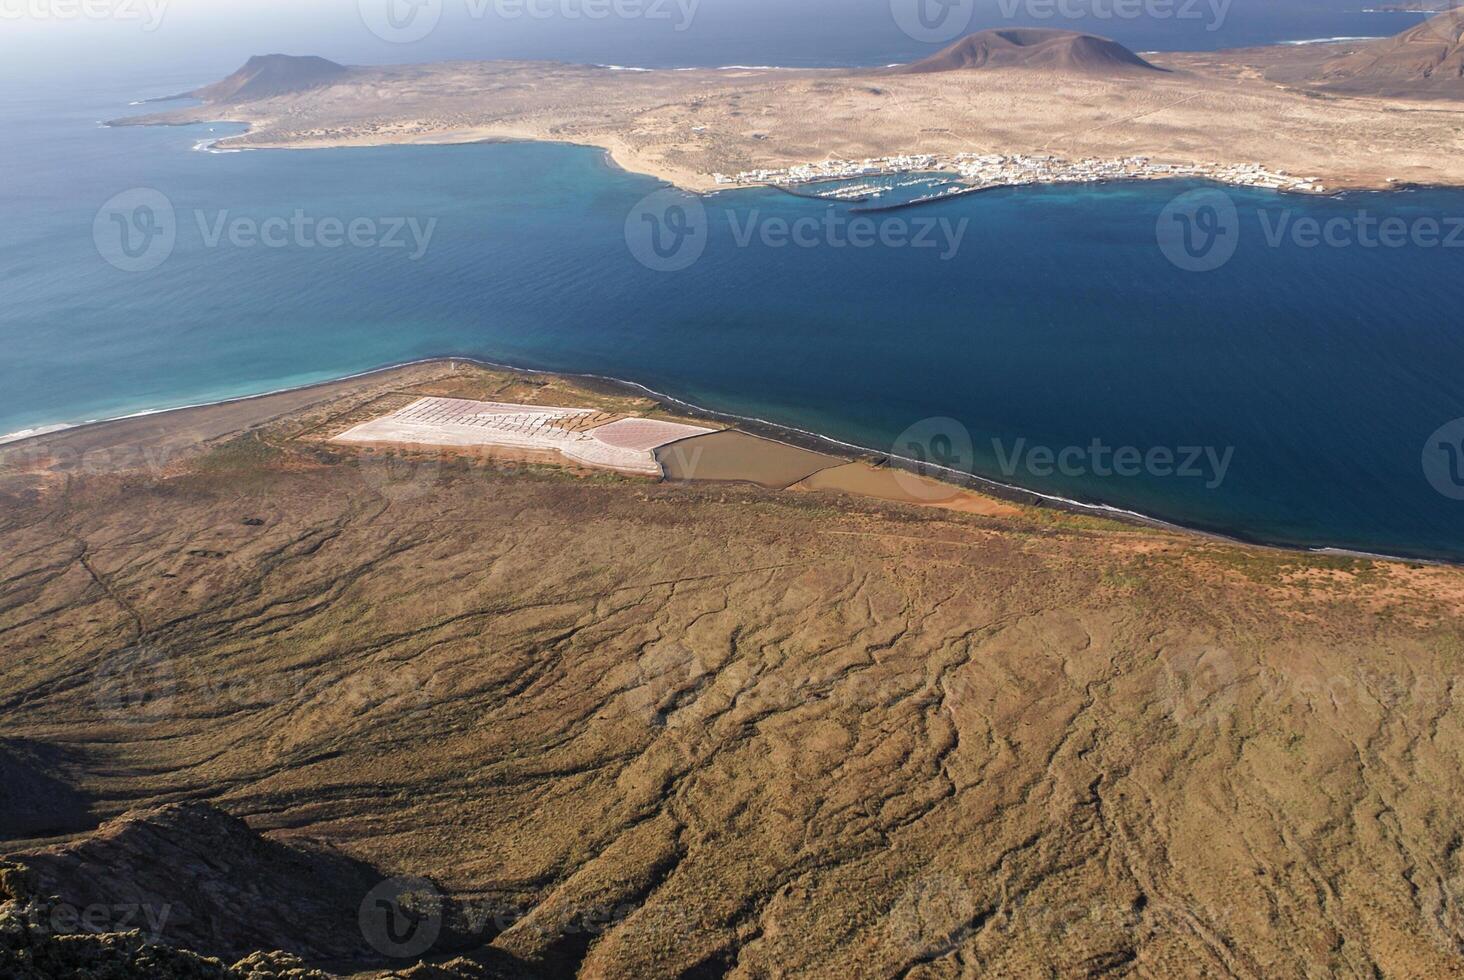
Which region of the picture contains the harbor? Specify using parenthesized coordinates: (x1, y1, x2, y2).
(715, 153, 1330, 204)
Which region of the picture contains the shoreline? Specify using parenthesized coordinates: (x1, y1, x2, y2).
(106, 83, 1464, 198)
(122, 114, 1456, 202)
(2, 355, 1445, 568)
(175, 126, 1422, 196)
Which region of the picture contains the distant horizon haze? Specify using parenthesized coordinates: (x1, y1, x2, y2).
(0, 0, 1434, 87)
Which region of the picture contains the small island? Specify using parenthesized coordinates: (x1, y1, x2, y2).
(114, 16, 1464, 194)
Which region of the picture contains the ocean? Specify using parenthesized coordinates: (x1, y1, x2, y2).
(1, 14, 1462, 562)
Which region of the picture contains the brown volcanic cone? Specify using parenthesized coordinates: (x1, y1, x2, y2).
(888, 28, 1163, 76)
(192, 54, 351, 104)
(0, 803, 495, 971)
(1316, 9, 1464, 95)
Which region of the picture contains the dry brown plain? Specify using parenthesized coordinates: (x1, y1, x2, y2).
(4, 363, 1464, 978)
(117, 50, 1464, 193)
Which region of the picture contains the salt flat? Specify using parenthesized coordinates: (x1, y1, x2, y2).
(332, 396, 713, 476)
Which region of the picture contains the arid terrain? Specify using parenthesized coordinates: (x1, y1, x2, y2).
(113, 18, 1464, 193)
(3, 362, 1464, 977)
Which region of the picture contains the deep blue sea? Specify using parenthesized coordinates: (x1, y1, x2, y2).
(2, 13, 1463, 562)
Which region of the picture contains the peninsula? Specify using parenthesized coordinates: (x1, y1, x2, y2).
(5, 361, 1464, 977)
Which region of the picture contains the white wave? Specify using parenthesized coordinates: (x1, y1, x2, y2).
(1281, 36, 1384, 45)
(1309, 546, 1439, 565)
(0, 423, 80, 446)
(672, 65, 795, 71)
(6, 354, 1442, 564)
(192, 137, 241, 154)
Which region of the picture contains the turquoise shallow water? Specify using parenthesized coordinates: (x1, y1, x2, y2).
(3, 81, 1464, 561)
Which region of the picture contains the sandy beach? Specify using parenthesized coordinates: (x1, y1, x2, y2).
(7, 359, 1464, 978)
(0, 360, 1043, 525)
(0, 357, 1444, 568)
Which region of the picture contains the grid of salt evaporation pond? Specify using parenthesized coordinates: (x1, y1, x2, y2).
(334, 397, 716, 476)
(392, 397, 621, 435)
